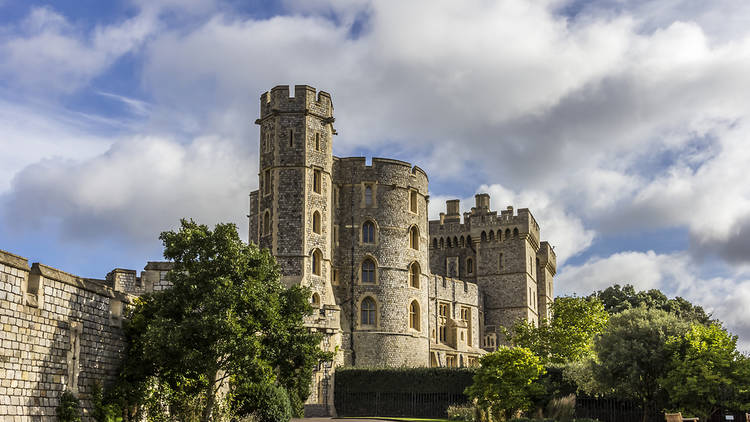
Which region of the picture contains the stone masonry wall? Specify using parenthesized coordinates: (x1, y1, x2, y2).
(0, 250, 131, 421)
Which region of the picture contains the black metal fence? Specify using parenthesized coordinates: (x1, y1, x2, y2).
(575, 398, 661, 422)
(334, 391, 469, 417)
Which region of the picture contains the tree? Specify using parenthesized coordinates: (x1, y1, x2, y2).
(465, 346, 545, 420)
(511, 296, 608, 365)
(660, 323, 750, 420)
(590, 284, 711, 324)
(118, 219, 329, 421)
(593, 307, 689, 422)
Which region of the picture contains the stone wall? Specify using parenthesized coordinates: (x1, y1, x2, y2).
(0, 250, 132, 421)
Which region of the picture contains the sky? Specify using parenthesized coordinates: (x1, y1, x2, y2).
(1, 0, 750, 349)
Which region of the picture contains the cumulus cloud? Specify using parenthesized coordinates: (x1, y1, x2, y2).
(2, 136, 256, 244)
(557, 250, 750, 351)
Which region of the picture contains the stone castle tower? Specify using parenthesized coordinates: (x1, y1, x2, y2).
(247, 85, 556, 414)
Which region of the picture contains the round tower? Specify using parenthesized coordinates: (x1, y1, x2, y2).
(332, 158, 431, 367)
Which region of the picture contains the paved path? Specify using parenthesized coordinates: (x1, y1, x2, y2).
(293, 419, 393, 422)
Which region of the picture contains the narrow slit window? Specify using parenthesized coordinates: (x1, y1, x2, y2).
(410, 190, 418, 213)
(289, 129, 294, 147)
(313, 170, 322, 193)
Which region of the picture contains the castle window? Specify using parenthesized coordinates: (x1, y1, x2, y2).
(438, 302, 449, 343)
(312, 249, 322, 276)
(24, 272, 41, 308)
(364, 184, 373, 206)
(410, 190, 418, 213)
(481, 231, 487, 242)
(445, 354, 456, 368)
(439, 238, 444, 249)
(313, 170, 322, 194)
(409, 300, 420, 331)
(529, 287, 533, 307)
(489, 230, 494, 241)
(409, 226, 419, 250)
(409, 262, 420, 288)
(311, 292, 320, 307)
(447, 237, 452, 248)
(466, 258, 474, 275)
(497, 229, 502, 240)
(513, 227, 519, 237)
(264, 169, 271, 195)
(313, 211, 321, 234)
(461, 306, 472, 345)
(289, 129, 294, 147)
(332, 268, 339, 285)
(333, 225, 339, 246)
(499, 253, 503, 269)
(362, 221, 375, 243)
(361, 258, 376, 283)
(460, 236, 465, 247)
(361, 297, 376, 326)
(505, 228, 510, 238)
(453, 236, 458, 248)
(263, 210, 270, 236)
(466, 235, 472, 244)
(432, 238, 438, 249)
(315, 133, 321, 151)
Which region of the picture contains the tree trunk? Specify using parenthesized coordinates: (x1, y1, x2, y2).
(202, 370, 218, 422)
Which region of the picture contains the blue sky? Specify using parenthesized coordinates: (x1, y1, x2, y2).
(2, 0, 750, 348)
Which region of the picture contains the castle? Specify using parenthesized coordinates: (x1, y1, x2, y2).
(246, 85, 557, 412)
(0, 84, 555, 420)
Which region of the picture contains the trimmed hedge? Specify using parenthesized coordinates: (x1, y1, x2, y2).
(335, 367, 476, 394)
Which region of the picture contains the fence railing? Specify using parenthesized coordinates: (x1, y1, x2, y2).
(334, 391, 469, 417)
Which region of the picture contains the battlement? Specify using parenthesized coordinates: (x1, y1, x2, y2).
(333, 156, 429, 190)
(260, 84, 333, 119)
(537, 241, 557, 274)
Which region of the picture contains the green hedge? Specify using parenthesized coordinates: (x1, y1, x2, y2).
(335, 367, 476, 394)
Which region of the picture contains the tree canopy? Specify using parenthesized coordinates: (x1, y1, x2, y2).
(589, 284, 711, 324)
(117, 219, 329, 421)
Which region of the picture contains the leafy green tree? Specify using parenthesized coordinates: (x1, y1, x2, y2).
(593, 307, 689, 422)
(465, 346, 545, 420)
(590, 284, 711, 324)
(660, 323, 750, 420)
(118, 219, 329, 421)
(512, 296, 608, 365)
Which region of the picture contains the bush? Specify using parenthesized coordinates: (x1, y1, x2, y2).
(546, 394, 575, 421)
(91, 382, 123, 422)
(56, 390, 82, 422)
(447, 404, 478, 422)
(235, 383, 292, 422)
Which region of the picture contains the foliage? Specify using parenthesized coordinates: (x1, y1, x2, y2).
(592, 307, 689, 422)
(447, 404, 478, 422)
(335, 367, 476, 394)
(511, 296, 608, 365)
(546, 394, 575, 421)
(465, 347, 545, 420)
(56, 390, 81, 422)
(589, 284, 711, 324)
(234, 383, 292, 422)
(660, 323, 750, 420)
(117, 219, 330, 421)
(91, 382, 123, 422)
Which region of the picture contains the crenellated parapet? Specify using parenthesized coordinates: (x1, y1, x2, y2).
(333, 156, 428, 193)
(258, 84, 334, 122)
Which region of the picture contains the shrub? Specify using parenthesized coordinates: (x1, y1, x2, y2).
(547, 394, 575, 421)
(235, 383, 292, 422)
(56, 390, 82, 422)
(91, 382, 123, 422)
(447, 404, 477, 422)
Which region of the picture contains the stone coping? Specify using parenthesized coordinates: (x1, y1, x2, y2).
(0, 249, 132, 302)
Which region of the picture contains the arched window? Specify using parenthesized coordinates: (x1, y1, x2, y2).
(362, 221, 375, 243)
(447, 237, 452, 248)
(499, 253, 503, 269)
(409, 262, 420, 288)
(361, 258, 376, 283)
(361, 297, 376, 326)
(505, 228, 510, 238)
(313, 170, 322, 193)
(409, 226, 419, 250)
(263, 211, 270, 235)
(311, 293, 320, 307)
(432, 238, 438, 249)
(410, 190, 418, 213)
(467, 258, 474, 275)
(466, 235, 472, 245)
(409, 300, 420, 331)
(481, 231, 487, 242)
(312, 249, 322, 276)
(497, 229, 502, 240)
(489, 231, 494, 241)
(460, 236, 465, 247)
(439, 238, 444, 248)
(453, 237, 458, 248)
(513, 227, 519, 237)
(313, 211, 321, 234)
